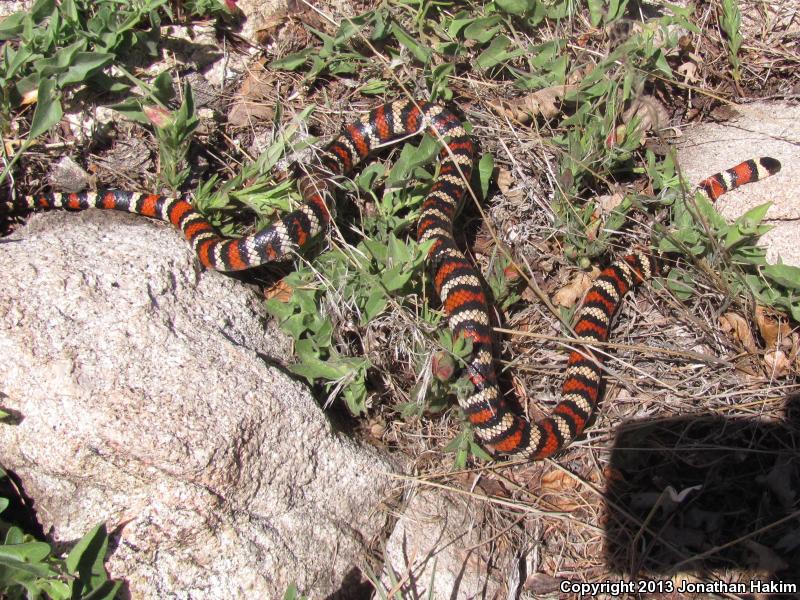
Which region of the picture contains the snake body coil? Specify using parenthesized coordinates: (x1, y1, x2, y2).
(9, 100, 781, 460)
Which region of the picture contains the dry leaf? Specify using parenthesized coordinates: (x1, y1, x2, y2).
(677, 61, 698, 84)
(622, 94, 670, 143)
(553, 271, 594, 308)
(755, 305, 790, 349)
(496, 168, 514, 195)
(540, 469, 580, 511)
(490, 84, 578, 124)
(228, 58, 277, 126)
(368, 419, 386, 440)
(541, 469, 578, 492)
(264, 279, 293, 302)
(476, 477, 509, 498)
(791, 332, 800, 369)
(764, 349, 792, 378)
(733, 356, 762, 377)
(511, 373, 527, 404)
(719, 312, 757, 354)
(524, 573, 563, 594)
(760, 459, 797, 508)
(595, 191, 625, 215)
(710, 104, 739, 122)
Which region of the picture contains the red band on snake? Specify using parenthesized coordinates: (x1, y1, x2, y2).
(6, 100, 782, 460)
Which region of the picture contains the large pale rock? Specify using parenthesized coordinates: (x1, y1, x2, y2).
(676, 102, 800, 266)
(0, 210, 396, 598)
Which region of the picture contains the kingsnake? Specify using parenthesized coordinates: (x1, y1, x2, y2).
(5, 99, 782, 460)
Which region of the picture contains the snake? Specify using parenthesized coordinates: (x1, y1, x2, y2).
(4, 99, 782, 460)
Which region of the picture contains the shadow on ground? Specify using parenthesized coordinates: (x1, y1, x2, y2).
(604, 395, 800, 588)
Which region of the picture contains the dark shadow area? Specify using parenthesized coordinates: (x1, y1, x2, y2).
(0, 468, 44, 540)
(605, 394, 800, 589)
(324, 566, 374, 600)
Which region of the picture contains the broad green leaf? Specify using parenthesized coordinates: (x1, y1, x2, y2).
(36, 579, 72, 599)
(78, 579, 121, 600)
(463, 16, 503, 43)
(476, 35, 514, 69)
(0, 10, 28, 40)
(477, 153, 494, 200)
(0, 555, 52, 577)
(469, 440, 493, 462)
(762, 264, 800, 289)
(0, 541, 51, 563)
(494, 0, 535, 15)
(343, 376, 368, 415)
(390, 22, 431, 64)
(359, 79, 388, 95)
(447, 12, 478, 38)
(290, 355, 348, 383)
(5, 526, 23, 545)
(58, 52, 113, 85)
(152, 71, 175, 103)
(28, 78, 63, 139)
(587, 0, 604, 26)
(66, 523, 111, 590)
(270, 49, 313, 70)
(363, 290, 387, 322)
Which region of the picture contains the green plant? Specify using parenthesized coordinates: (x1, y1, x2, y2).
(109, 71, 201, 191)
(193, 106, 315, 235)
(0, 0, 167, 182)
(144, 85, 198, 191)
(643, 150, 800, 320)
(0, 469, 120, 600)
(551, 5, 699, 263)
(719, 0, 743, 81)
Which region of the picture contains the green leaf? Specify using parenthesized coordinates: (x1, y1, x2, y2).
(476, 153, 494, 200)
(447, 11, 477, 37)
(761, 264, 800, 290)
(463, 16, 503, 43)
(476, 35, 515, 69)
(270, 49, 313, 70)
(28, 78, 63, 139)
(0, 541, 51, 563)
(494, 0, 535, 15)
(152, 70, 175, 104)
(390, 22, 431, 64)
(290, 356, 349, 383)
(4, 526, 23, 545)
(37, 579, 72, 599)
(57, 52, 114, 85)
(380, 268, 412, 292)
(587, 0, 604, 26)
(284, 584, 304, 600)
(443, 430, 467, 453)
(65, 523, 111, 590)
(363, 289, 387, 323)
(0, 555, 53, 578)
(343, 377, 368, 415)
(665, 269, 694, 300)
(469, 440, 493, 462)
(0, 9, 28, 40)
(358, 79, 388, 95)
